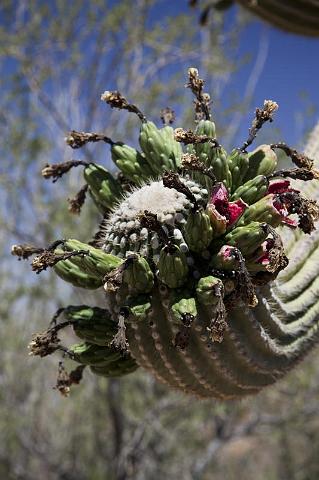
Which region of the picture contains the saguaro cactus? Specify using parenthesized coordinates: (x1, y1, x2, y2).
(237, 0, 319, 36)
(190, 0, 319, 37)
(12, 69, 319, 399)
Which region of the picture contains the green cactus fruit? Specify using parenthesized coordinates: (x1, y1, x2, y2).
(62, 305, 105, 322)
(185, 120, 215, 187)
(122, 295, 152, 323)
(122, 254, 154, 294)
(139, 121, 182, 173)
(231, 175, 269, 204)
(210, 245, 240, 271)
(62, 239, 123, 279)
(53, 257, 103, 289)
(195, 119, 216, 141)
(158, 245, 189, 289)
(244, 145, 277, 181)
(70, 342, 123, 367)
(62, 305, 118, 346)
(196, 275, 224, 307)
(91, 355, 138, 377)
(73, 325, 115, 346)
(195, 275, 227, 343)
(168, 294, 197, 349)
(223, 222, 269, 256)
(237, 195, 283, 228)
(228, 149, 250, 192)
(212, 146, 232, 190)
(192, 120, 231, 189)
(111, 143, 155, 183)
(193, 120, 216, 178)
(183, 209, 213, 252)
(83, 163, 123, 213)
(171, 296, 197, 325)
(162, 125, 183, 167)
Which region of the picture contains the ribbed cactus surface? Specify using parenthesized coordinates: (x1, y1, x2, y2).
(12, 70, 319, 399)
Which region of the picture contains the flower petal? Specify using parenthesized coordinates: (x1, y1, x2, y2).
(268, 179, 299, 195)
(210, 182, 229, 205)
(207, 205, 227, 236)
(228, 199, 248, 226)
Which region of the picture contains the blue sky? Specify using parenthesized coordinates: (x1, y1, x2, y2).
(236, 17, 319, 146)
(155, 1, 319, 147)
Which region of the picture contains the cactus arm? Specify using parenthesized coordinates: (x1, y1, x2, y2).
(236, 0, 319, 36)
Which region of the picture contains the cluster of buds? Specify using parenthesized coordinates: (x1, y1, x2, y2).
(12, 68, 319, 398)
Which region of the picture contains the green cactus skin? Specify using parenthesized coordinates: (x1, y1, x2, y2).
(91, 356, 138, 378)
(139, 121, 182, 173)
(20, 74, 319, 399)
(231, 175, 269, 204)
(196, 276, 223, 307)
(53, 258, 103, 289)
(223, 222, 269, 256)
(228, 149, 250, 192)
(62, 239, 123, 278)
(71, 342, 138, 377)
(184, 210, 213, 252)
(124, 264, 319, 399)
(237, 195, 282, 228)
(171, 295, 197, 325)
(122, 254, 154, 294)
(111, 143, 155, 184)
(63, 305, 118, 346)
(158, 246, 189, 289)
(83, 163, 123, 213)
(244, 145, 277, 181)
(70, 342, 123, 366)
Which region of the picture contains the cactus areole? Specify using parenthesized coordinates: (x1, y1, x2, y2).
(12, 68, 319, 399)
